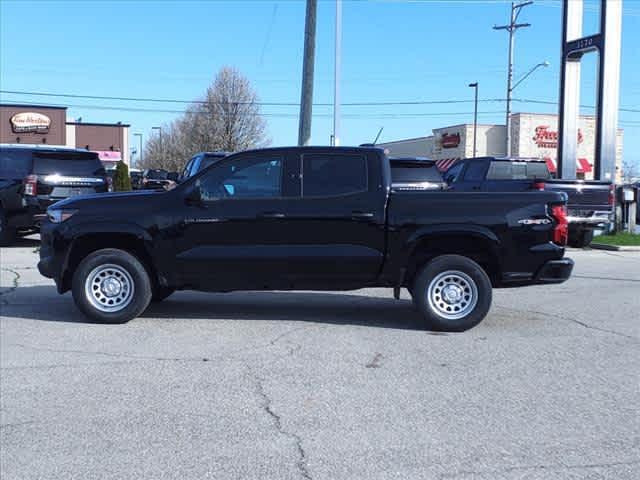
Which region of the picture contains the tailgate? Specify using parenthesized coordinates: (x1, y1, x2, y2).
(545, 180, 612, 211)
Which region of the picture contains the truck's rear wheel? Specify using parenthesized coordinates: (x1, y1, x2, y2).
(412, 255, 492, 332)
(72, 248, 152, 323)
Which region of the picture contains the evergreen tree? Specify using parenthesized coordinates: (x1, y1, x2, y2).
(113, 161, 132, 191)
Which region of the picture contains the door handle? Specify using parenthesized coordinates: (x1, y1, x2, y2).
(351, 211, 374, 220)
(258, 212, 286, 219)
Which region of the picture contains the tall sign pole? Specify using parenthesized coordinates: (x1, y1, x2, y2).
(333, 0, 342, 147)
(298, 0, 317, 146)
(494, 1, 532, 157)
(557, 0, 622, 181)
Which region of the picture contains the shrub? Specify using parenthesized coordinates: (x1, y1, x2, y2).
(113, 161, 132, 191)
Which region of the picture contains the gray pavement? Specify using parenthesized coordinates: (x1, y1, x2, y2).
(1, 239, 639, 480)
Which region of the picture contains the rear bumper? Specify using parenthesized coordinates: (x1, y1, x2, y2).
(534, 258, 574, 284)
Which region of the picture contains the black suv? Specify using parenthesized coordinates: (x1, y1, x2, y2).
(180, 151, 229, 180)
(0, 144, 108, 245)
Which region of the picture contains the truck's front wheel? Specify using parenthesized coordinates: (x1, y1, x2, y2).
(412, 255, 492, 332)
(72, 248, 152, 323)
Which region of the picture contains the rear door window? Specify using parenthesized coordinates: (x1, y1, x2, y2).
(0, 149, 32, 177)
(302, 154, 367, 197)
(487, 161, 550, 180)
(32, 151, 105, 176)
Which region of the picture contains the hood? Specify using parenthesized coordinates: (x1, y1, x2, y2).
(50, 189, 165, 210)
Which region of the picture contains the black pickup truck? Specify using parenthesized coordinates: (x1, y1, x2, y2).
(444, 157, 614, 247)
(38, 146, 573, 331)
(1, 145, 109, 246)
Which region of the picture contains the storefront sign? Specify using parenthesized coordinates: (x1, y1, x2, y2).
(533, 125, 583, 148)
(441, 133, 461, 149)
(95, 150, 122, 161)
(10, 112, 51, 134)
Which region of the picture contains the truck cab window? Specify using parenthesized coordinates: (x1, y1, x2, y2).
(199, 156, 282, 200)
(463, 161, 487, 181)
(302, 154, 367, 197)
(444, 162, 464, 183)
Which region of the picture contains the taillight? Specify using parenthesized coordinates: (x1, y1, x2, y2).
(608, 184, 615, 206)
(23, 174, 38, 196)
(532, 181, 545, 191)
(106, 176, 113, 192)
(551, 204, 568, 246)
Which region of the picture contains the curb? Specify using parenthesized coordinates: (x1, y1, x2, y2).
(590, 243, 640, 252)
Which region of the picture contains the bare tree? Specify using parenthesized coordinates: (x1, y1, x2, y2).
(141, 67, 269, 171)
(621, 158, 639, 183)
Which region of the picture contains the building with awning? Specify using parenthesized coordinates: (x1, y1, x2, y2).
(378, 112, 624, 181)
(0, 103, 130, 167)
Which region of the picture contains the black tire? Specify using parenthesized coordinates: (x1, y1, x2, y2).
(568, 229, 594, 248)
(412, 255, 492, 332)
(151, 286, 175, 303)
(71, 248, 152, 323)
(0, 209, 16, 247)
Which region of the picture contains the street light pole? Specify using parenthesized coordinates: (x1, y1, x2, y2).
(333, 0, 342, 147)
(133, 133, 143, 168)
(511, 61, 550, 91)
(494, 1, 532, 157)
(468, 83, 478, 157)
(152, 127, 162, 164)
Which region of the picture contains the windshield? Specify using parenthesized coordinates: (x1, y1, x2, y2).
(146, 170, 168, 179)
(32, 151, 105, 176)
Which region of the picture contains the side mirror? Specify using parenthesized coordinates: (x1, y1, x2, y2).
(185, 183, 203, 206)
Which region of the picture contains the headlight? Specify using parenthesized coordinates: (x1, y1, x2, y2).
(47, 209, 78, 223)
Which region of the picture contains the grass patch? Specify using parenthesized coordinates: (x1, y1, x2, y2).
(593, 232, 640, 246)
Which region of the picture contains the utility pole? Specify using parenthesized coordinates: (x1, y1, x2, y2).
(134, 133, 143, 168)
(298, 0, 317, 146)
(468, 83, 478, 157)
(333, 0, 342, 147)
(494, 1, 532, 157)
(152, 126, 162, 165)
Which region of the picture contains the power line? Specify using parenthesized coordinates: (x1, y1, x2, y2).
(0, 89, 507, 107)
(2, 90, 637, 113)
(0, 100, 505, 119)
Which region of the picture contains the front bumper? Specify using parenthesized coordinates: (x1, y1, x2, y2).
(534, 258, 574, 284)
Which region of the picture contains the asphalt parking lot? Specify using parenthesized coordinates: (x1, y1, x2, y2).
(1, 239, 639, 480)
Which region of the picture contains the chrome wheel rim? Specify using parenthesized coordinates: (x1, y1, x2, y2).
(84, 264, 134, 313)
(427, 270, 478, 320)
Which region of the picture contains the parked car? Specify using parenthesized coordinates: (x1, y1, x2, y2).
(129, 168, 144, 189)
(180, 151, 229, 180)
(444, 157, 614, 247)
(389, 157, 446, 190)
(0, 144, 108, 246)
(38, 146, 573, 330)
(142, 169, 170, 190)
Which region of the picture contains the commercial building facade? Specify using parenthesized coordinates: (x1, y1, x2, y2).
(1, 104, 130, 168)
(379, 112, 624, 181)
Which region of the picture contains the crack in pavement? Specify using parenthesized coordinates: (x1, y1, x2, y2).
(5, 324, 317, 367)
(0, 267, 21, 305)
(365, 352, 383, 368)
(496, 305, 638, 341)
(573, 274, 640, 283)
(439, 459, 640, 479)
(251, 370, 312, 480)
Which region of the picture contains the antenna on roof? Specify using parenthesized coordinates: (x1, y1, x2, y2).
(372, 127, 384, 145)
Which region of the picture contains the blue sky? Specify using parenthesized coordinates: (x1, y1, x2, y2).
(1, 0, 638, 165)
